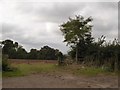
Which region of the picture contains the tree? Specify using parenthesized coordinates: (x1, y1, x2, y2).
(55, 49, 64, 65)
(39, 46, 58, 60)
(2, 39, 20, 59)
(2, 39, 14, 55)
(1, 39, 63, 61)
(28, 49, 38, 59)
(15, 46, 27, 59)
(1, 39, 28, 59)
(68, 33, 94, 62)
(60, 15, 93, 62)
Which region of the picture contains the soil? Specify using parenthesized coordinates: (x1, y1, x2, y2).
(2, 73, 118, 88)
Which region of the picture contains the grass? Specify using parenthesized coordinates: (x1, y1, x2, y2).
(3, 63, 117, 77)
(3, 63, 57, 77)
(0, 72, 2, 78)
(73, 67, 111, 76)
(55, 65, 115, 76)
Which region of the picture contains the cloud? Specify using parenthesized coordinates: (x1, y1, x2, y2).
(17, 2, 87, 23)
(74, 2, 118, 41)
(2, 22, 69, 53)
(1, 1, 118, 54)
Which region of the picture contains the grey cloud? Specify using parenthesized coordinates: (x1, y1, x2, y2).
(82, 2, 118, 41)
(96, 2, 118, 10)
(2, 23, 24, 40)
(16, 2, 118, 38)
(2, 23, 69, 53)
(118, 2, 120, 43)
(2, 23, 47, 40)
(2, 2, 118, 54)
(17, 2, 87, 23)
(93, 17, 117, 35)
(2, 23, 18, 34)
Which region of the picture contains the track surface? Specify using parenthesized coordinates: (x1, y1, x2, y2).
(3, 73, 118, 88)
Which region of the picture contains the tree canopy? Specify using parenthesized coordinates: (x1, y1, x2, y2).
(60, 15, 93, 46)
(1, 39, 63, 60)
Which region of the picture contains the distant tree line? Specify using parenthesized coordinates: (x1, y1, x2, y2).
(1, 39, 63, 60)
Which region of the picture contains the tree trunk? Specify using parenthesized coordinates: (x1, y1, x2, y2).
(76, 45, 78, 63)
(28, 59, 30, 64)
(114, 55, 118, 72)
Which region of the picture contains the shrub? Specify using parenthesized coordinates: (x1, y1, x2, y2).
(2, 55, 10, 71)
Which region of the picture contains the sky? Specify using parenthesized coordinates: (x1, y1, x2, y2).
(0, 0, 118, 54)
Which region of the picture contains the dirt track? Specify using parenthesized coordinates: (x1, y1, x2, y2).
(3, 73, 118, 88)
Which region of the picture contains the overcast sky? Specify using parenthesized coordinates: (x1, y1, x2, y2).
(0, 0, 118, 54)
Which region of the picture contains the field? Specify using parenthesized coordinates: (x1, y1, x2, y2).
(3, 59, 118, 88)
(9, 59, 58, 64)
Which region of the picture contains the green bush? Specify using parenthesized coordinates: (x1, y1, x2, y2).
(2, 55, 10, 71)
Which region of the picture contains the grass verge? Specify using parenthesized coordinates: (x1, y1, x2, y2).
(3, 63, 117, 77)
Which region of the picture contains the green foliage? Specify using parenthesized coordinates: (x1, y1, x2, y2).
(28, 46, 61, 60)
(38, 46, 58, 60)
(60, 15, 93, 46)
(68, 32, 94, 59)
(28, 49, 38, 59)
(2, 55, 10, 71)
(68, 36, 119, 71)
(16, 47, 28, 59)
(2, 39, 27, 59)
(1, 39, 63, 60)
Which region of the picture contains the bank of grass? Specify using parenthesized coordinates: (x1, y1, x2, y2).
(3, 63, 117, 77)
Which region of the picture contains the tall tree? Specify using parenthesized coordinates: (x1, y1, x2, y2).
(60, 15, 93, 62)
(2, 39, 27, 59)
(16, 46, 28, 59)
(2, 39, 14, 55)
(29, 49, 38, 59)
(39, 46, 58, 60)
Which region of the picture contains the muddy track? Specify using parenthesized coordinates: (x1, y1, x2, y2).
(3, 73, 118, 88)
